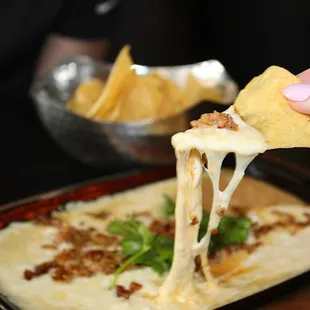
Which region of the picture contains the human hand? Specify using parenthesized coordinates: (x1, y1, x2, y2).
(283, 69, 310, 115)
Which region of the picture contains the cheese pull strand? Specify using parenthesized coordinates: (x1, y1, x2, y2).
(158, 106, 267, 306)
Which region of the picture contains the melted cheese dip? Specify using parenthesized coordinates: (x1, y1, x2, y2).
(0, 178, 309, 310)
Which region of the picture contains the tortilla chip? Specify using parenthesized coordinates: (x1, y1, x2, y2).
(158, 75, 188, 118)
(115, 73, 188, 121)
(67, 46, 226, 122)
(101, 75, 137, 121)
(184, 74, 222, 105)
(66, 79, 104, 116)
(87, 45, 134, 119)
(234, 66, 310, 149)
(116, 74, 163, 122)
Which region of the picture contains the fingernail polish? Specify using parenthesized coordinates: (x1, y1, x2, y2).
(283, 83, 310, 102)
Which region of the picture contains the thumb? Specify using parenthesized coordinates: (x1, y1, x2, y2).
(283, 82, 310, 115)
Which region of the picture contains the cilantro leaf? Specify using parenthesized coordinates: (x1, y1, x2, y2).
(147, 256, 170, 274)
(163, 194, 175, 219)
(207, 216, 252, 253)
(120, 225, 155, 257)
(198, 214, 209, 241)
(108, 216, 139, 237)
(212, 216, 251, 251)
(138, 224, 154, 245)
(110, 246, 150, 288)
(135, 238, 172, 275)
(108, 216, 175, 286)
(154, 235, 174, 262)
(121, 235, 143, 256)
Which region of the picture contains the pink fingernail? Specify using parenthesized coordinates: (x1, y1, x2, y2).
(283, 83, 310, 102)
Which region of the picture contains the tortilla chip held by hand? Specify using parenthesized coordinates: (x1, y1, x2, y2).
(234, 66, 310, 149)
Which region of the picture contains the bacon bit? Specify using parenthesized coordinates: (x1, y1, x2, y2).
(86, 211, 110, 220)
(304, 213, 310, 221)
(56, 225, 120, 249)
(52, 248, 93, 279)
(211, 228, 218, 235)
(130, 282, 143, 293)
(70, 264, 94, 278)
(84, 250, 122, 274)
(191, 111, 238, 131)
(54, 248, 78, 266)
(24, 261, 55, 281)
(253, 215, 310, 239)
(90, 232, 120, 247)
(26, 247, 123, 282)
(24, 270, 34, 281)
(230, 206, 250, 217)
(241, 242, 262, 254)
(272, 210, 296, 223)
(33, 214, 62, 227)
(134, 211, 152, 218)
(85, 249, 105, 262)
(190, 216, 199, 225)
(217, 207, 225, 217)
(24, 224, 122, 282)
(41, 244, 58, 250)
(149, 220, 175, 238)
(253, 225, 272, 238)
(52, 266, 74, 282)
(57, 225, 91, 247)
(116, 282, 143, 299)
(116, 285, 131, 299)
(209, 242, 262, 261)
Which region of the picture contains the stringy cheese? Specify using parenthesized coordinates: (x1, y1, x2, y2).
(158, 106, 267, 306)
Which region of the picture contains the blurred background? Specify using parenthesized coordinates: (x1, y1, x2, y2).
(1, 0, 310, 203)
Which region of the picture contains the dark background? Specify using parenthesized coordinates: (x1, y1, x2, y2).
(108, 0, 310, 87)
(2, 0, 310, 204)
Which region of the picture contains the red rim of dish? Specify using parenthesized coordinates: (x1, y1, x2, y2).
(0, 167, 175, 229)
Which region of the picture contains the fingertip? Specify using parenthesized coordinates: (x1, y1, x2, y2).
(288, 99, 310, 115)
(282, 83, 310, 102)
(297, 69, 310, 82)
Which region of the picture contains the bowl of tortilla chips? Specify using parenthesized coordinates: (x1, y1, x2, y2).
(31, 46, 238, 166)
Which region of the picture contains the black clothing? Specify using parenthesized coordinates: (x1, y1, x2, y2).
(0, 0, 119, 203)
(1, 0, 117, 99)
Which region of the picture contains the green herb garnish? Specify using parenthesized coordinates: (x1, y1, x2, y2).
(108, 217, 174, 288)
(164, 195, 251, 252)
(209, 216, 251, 252)
(198, 213, 209, 241)
(108, 196, 251, 287)
(163, 194, 175, 218)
